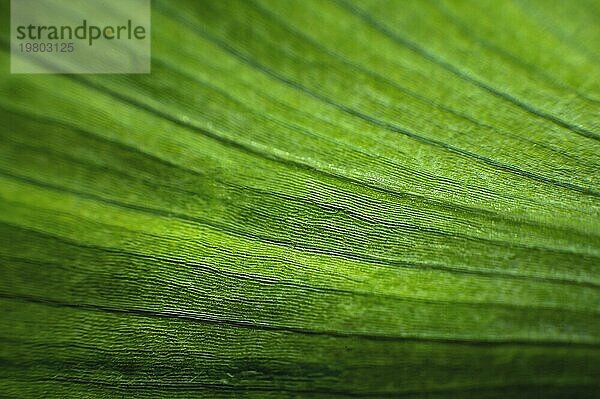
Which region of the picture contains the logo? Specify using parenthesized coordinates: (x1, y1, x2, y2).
(11, 0, 151, 74)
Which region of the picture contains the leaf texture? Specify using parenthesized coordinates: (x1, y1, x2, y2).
(0, 0, 599, 397)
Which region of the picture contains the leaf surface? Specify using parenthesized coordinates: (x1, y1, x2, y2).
(0, 0, 599, 397)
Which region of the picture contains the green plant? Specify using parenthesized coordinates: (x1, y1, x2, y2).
(1, 0, 599, 397)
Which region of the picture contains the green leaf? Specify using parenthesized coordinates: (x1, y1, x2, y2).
(1, 0, 599, 397)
